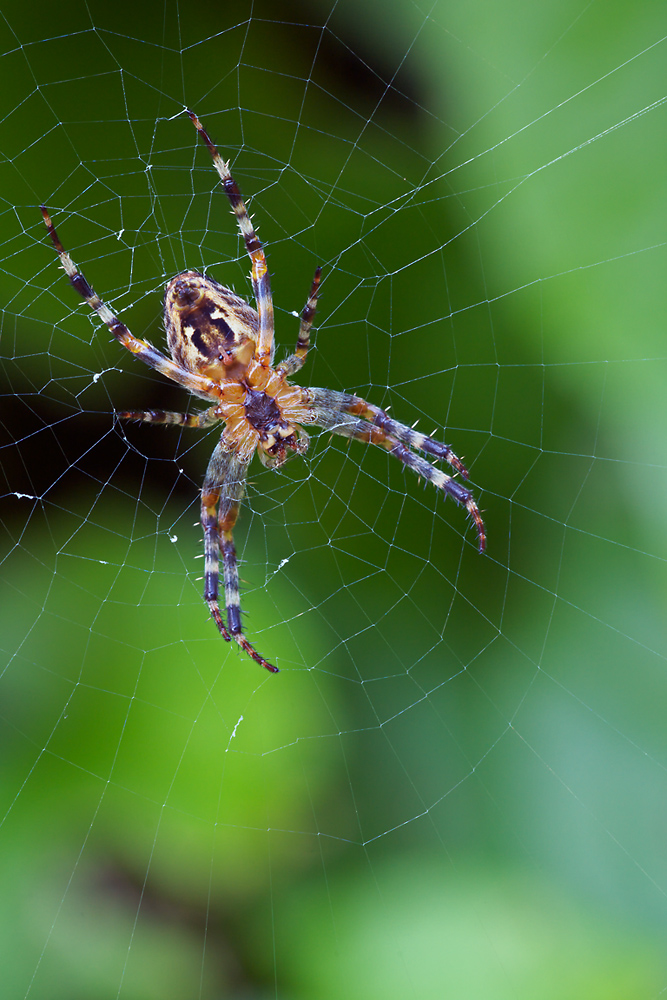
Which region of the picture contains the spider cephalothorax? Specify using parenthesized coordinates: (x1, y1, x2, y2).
(41, 110, 485, 673)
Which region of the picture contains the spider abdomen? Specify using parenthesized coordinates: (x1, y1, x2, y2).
(164, 270, 257, 380)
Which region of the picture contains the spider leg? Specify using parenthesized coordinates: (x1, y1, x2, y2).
(41, 207, 218, 401)
(202, 438, 279, 673)
(347, 397, 470, 477)
(118, 407, 221, 428)
(305, 387, 469, 477)
(277, 266, 322, 378)
(386, 438, 485, 552)
(306, 407, 486, 552)
(187, 111, 275, 368)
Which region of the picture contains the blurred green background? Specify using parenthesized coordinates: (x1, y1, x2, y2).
(1, 0, 666, 996)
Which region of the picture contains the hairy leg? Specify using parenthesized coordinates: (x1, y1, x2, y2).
(201, 439, 279, 672)
(187, 111, 275, 367)
(305, 387, 470, 477)
(307, 405, 486, 552)
(118, 407, 220, 428)
(40, 207, 217, 399)
(277, 267, 322, 378)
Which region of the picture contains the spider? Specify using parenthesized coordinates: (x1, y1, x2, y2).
(41, 110, 486, 673)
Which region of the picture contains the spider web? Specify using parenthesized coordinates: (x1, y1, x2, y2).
(1, 0, 666, 996)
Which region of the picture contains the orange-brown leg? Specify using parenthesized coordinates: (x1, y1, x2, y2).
(277, 267, 322, 377)
(118, 408, 220, 428)
(188, 111, 275, 367)
(40, 206, 217, 398)
(305, 405, 486, 552)
(201, 440, 278, 672)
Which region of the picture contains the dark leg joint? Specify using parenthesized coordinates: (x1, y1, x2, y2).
(71, 273, 94, 299)
(445, 480, 471, 506)
(227, 604, 242, 635)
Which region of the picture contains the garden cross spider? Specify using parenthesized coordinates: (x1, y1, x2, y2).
(41, 110, 486, 673)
